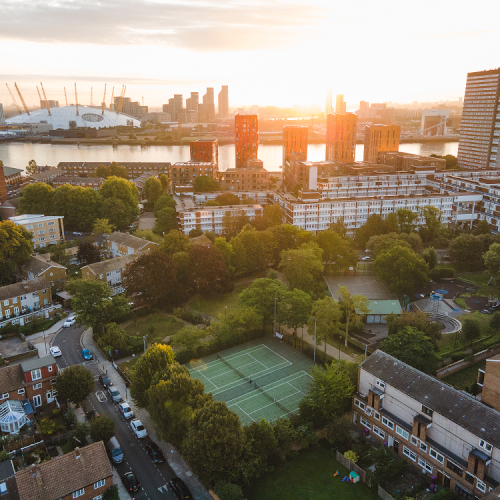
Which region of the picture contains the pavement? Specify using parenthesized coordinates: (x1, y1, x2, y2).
(29, 316, 70, 357)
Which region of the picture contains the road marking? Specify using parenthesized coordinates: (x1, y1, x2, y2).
(96, 391, 107, 402)
(158, 484, 168, 493)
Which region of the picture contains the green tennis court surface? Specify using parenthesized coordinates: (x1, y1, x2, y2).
(188, 338, 314, 425)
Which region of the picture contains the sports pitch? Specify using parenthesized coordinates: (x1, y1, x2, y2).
(187, 338, 314, 426)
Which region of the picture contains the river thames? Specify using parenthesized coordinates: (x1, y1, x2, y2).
(0, 141, 459, 174)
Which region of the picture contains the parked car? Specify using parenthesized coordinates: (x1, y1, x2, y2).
(145, 442, 165, 464)
(122, 471, 141, 493)
(130, 419, 147, 439)
(108, 387, 123, 403)
(99, 374, 112, 388)
(81, 349, 92, 360)
(169, 477, 192, 499)
(119, 402, 134, 419)
(361, 256, 371, 261)
(106, 436, 124, 464)
(49, 346, 62, 357)
(63, 316, 76, 328)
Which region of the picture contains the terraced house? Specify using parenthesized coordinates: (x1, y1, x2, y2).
(105, 232, 159, 258)
(354, 351, 500, 498)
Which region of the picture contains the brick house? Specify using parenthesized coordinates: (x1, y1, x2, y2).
(0, 460, 18, 500)
(354, 351, 500, 498)
(9, 214, 65, 249)
(105, 232, 159, 258)
(477, 353, 500, 411)
(15, 442, 113, 500)
(0, 355, 58, 411)
(51, 176, 105, 190)
(23, 256, 67, 290)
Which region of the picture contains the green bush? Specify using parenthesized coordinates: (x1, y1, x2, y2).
(451, 352, 465, 362)
(440, 268, 454, 278)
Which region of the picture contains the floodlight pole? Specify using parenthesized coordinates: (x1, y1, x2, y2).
(313, 318, 317, 362)
(274, 298, 277, 335)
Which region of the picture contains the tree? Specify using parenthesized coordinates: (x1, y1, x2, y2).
(280, 242, 325, 298)
(77, 240, 101, 265)
(491, 311, 500, 332)
(109, 162, 129, 179)
(182, 400, 245, 484)
(94, 165, 109, 179)
(421, 246, 438, 270)
(160, 230, 190, 255)
(367, 232, 423, 257)
(26, 159, 38, 176)
(223, 211, 250, 238)
(215, 193, 240, 206)
(97, 322, 128, 351)
(396, 208, 418, 234)
(232, 225, 265, 273)
(240, 419, 277, 480)
(214, 237, 234, 269)
(338, 286, 369, 347)
(171, 325, 204, 358)
(271, 224, 313, 266)
(375, 245, 428, 298)
(370, 447, 408, 487)
(99, 176, 139, 229)
(172, 251, 193, 300)
(214, 482, 246, 500)
(193, 175, 220, 192)
(474, 220, 491, 235)
(418, 205, 443, 243)
(56, 365, 95, 404)
(130, 343, 175, 407)
(189, 245, 234, 296)
(18, 182, 54, 215)
(262, 204, 284, 227)
(65, 279, 130, 333)
(53, 185, 102, 231)
(276, 289, 311, 341)
(356, 214, 386, 248)
(123, 251, 179, 307)
(226, 307, 264, 341)
(450, 234, 491, 271)
(0, 220, 34, 285)
(384, 212, 399, 233)
(154, 193, 176, 216)
(386, 311, 442, 348)
(50, 241, 70, 266)
(159, 173, 169, 192)
(240, 277, 288, 330)
(430, 153, 458, 169)
(325, 415, 353, 451)
(299, 361, 357, 428)
(308, 296, 342, 359)
(329, 217, 348, 238)
(316, 229, 357, 273)
(92, 218, 116, 247)
(102, 485, 119, 500)
(483, 243, 500, 277)
(133, 229, 162, 243)
(143, 177, 162, 206)
(463, 318, 481, 346)
(154, 207, 177, 234)
(380, 326, 439, 374)
(89, 415, 115, 444)
(210, 319, 232, 350)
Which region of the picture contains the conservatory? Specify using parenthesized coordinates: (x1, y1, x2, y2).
(0, 400, 27, 434)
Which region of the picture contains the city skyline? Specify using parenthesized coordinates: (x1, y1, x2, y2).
(1, 0, 499, 109)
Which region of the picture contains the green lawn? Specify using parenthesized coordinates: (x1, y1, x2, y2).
(188, 283, 251, 319)
(442, 360, 486, 390)
(123, 312, 186, 344)
(244, 447, 378, 500)
(456, 272, 491, 287)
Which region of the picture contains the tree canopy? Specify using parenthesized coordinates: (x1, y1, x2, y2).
(0, 220, 34, 285)
(77, 240, 101, 265)
(316, 229, 357, 272)
(18, 182, 54, 215)
(56, 365, 95, 404)
(193, 175, 220, 192)
(99, 176, 139, 229)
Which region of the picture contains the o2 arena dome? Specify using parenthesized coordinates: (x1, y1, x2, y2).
(6, 105, 141, 129)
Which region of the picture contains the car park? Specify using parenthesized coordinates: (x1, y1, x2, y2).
(122, 471, 141, 493)
(63, 316, 76, 328)
(108, 387, 123, 403)
(119, 402, 134, 419)
(99, 374, 112, 388)
(169, 477, 192, 499)
(145, 442, 165, 463)
(130, 419, 147, 439)
(81, 349, 92, 360)
(49, 346, 62, 357)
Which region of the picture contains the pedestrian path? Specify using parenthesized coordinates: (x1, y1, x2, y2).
(82, 328, 213, 500)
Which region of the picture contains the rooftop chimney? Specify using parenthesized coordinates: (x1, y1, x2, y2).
(74, 447, 81, 459)
(31, 464, 38, 476)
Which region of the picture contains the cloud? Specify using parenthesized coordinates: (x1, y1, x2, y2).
(0, 0, 324, 51)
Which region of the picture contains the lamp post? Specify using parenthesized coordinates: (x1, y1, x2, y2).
(274, 298, 278, 335)
(224, 306, 227, 319)
(142, 336, 147, 355)
(313, 318, 317, 362)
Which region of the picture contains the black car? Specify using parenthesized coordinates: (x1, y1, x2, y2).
(145, 442, 165, 464)
(99, 374, 112, 388)
(122, 471, 141, 493)
(169, 477, 192, 500)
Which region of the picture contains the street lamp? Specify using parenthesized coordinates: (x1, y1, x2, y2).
(142, 336, 147, 355)
(274, 298, 278, 336)
(313, 317, 317, 362)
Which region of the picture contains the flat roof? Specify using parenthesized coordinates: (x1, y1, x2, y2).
(10, 214, 63, 224)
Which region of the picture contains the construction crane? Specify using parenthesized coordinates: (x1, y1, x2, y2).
(90, 87, 93, 107)
(64, 87, 68, 107)
(117, 85, 126, 114)
(40, 82, 51, 116)
(5, 84, 23, 115)
(102, 84, 107, 115)
(14, 83, 30, 115)
(74, 83, 79, 116)
(110, 86, 114, 110)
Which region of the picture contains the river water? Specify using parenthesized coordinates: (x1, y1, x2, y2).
(0, 141, 459, 174)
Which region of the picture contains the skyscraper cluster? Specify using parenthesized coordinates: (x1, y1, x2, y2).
(163, 86, 228, 123)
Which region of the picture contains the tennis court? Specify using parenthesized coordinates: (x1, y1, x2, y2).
(188, 339, 314, 425)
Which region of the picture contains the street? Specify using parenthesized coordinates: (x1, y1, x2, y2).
(52, 324, 178, 500)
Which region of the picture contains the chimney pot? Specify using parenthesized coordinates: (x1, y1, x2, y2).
(74, 447, 81, 459)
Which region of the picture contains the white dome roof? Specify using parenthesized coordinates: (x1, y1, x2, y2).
(6, 105, 141, 129)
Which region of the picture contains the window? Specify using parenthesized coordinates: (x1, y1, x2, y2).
(479, 439, 493, 453)
(403, 446, 417, 462)
(48, 366, 53, 372)
(382, 416, 394, 430)
(465, 472, 475, 484)
(93, 496, 103, 500)
(455, 484, 472, 499)
(476, 480, 486, 493)
(420, 442, 428, 453)
(376, 378, 385, 389)
(360, 417, 371, 429)
(447, 460, 463, 476)
(31, 369, 42, 381)
(18, 388, 25, 395)
(73, 488, 85, 498)
(0, 393, 8, 400)
(354, 399, 365, 411)
(418, 457, 433, 473)
(411, 435, 419, 446)
(396, 425, 409, 440)
(94, 479, 105, 489)
(373, 426, 385, 439)
(365, 407, 373, 416)
(430, 448, 444, 464)
(374, 411, 380, 421)
(33, 395, 42, 407)
(3, 300, 8, 306)
(0, 482, 7, 495)
(33, 383, 42, 390)
(422, 405, 433, 417)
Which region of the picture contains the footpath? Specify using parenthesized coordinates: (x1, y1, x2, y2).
(81, 328, 213, 500)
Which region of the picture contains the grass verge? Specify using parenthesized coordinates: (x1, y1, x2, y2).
(442, 360, 486, 390)
(123, 312, 185, 344)
(188, 283, 251, 319)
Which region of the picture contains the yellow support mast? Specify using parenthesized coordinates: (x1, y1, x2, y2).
(117, 85, 126, 114)
(40, 82, 51, 116)
(64, 87, 68, 107)
(5, 84, 22, 115)
(102, 84, 107, 114)
(14, 83, 30, 115)
(74, 83, 79, 116)
(110, 86, 114, 110)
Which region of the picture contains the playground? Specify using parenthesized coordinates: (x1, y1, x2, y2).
(187, 337, 314, 425)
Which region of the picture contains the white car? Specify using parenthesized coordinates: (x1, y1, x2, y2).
(362, 256, 371, 261)
(119, 402, 134, 420)
(49, 346, 62, 357)
(63, 316, 76, 328)
(130, 419, 147, 439)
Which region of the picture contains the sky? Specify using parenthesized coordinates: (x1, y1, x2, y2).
(1, 0, 500, 110)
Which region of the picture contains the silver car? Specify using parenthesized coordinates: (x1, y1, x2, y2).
(107, 387, 123, 403)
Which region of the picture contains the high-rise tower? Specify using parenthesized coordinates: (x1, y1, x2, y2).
(218, 86, 229, 119)
(326, 113, 357, 163)
(203, 88, 215, 122)
(235, 114, 258, 168)
(283, 126, 308, 166)
(336, 94, 346, 114)
(363, 125, 401, 163)
(325, 90, 333, 115)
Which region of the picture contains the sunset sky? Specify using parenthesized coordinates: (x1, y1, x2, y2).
(1, 0, 499, 110)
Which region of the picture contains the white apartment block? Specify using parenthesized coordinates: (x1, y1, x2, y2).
(9, 214, 65, 249)
(193, 191, 269, 207)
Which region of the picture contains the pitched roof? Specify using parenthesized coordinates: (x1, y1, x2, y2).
(107, 232, 158, 250)
(0, 277, 49, 301)
(361, 350, 500, 448)
(83, 253, 140, 275)
(0, 365, 24, 393)
(16, 442, 112, 500)
(24, 256, 67, 278)
(20, 355, 56, 373)
(52, 176, 104, 184)
(29, 168, 64, 182)
(3, 166, 23, 178)
(189, 235, 213, 247)
(0, 460, 15, 481)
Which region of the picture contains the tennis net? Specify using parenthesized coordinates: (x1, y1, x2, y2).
(255, 382, 293, 414)
(217, 353, 249, 382)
